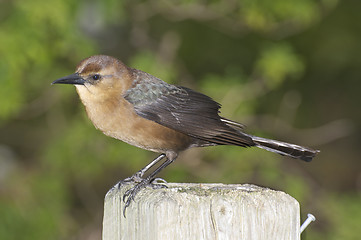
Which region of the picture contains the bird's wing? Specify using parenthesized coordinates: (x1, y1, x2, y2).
(124, 80, 254, 147)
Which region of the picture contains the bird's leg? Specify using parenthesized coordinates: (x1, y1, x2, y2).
(115, 154, 166, 188)
(122, 152, 177, 217)
(132, 153, 167, 180)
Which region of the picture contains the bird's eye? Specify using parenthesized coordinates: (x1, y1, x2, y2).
(92, 74, 101, 80)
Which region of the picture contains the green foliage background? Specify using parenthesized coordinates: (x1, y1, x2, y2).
(0, 0, 360, 239)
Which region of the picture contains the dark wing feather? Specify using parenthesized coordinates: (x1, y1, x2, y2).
(124, 79, 254, 147)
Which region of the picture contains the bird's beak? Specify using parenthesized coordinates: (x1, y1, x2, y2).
(52, 73, 85, 85)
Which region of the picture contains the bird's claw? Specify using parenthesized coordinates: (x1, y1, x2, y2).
(122, 178, 150, 217)
(122, 171, 144, 183)
(113, 172, 145, 190)
(150, 177, 168, 189)
(121, 177, 168, 217)
(151, 177, 168, 184)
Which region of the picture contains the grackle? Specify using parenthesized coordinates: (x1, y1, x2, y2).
(53, 55, 319, 216)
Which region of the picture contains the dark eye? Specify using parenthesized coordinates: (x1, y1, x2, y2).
(92, 74, 101, 80)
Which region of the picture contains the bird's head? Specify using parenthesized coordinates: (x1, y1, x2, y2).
(52, 55, 133, 100)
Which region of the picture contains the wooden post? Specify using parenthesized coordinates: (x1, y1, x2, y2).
(102, 183, 300, 240)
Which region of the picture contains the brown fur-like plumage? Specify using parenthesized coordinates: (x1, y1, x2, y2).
(54, 54, 319, 166)
(53, 55, 319, 214)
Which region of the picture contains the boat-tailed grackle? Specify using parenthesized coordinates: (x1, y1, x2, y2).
(53, 55, 319, 216)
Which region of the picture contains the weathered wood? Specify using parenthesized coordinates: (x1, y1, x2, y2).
(102, 183, 300, 240)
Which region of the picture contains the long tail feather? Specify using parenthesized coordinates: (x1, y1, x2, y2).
(249, 135, 319, 162)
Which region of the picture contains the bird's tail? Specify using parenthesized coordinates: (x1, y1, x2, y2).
(249, 135, 319, 162)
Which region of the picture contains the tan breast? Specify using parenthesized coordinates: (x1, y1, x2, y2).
(76, 86, 192, 153)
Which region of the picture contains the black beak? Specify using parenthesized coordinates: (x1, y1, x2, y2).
(52, 73, 85, 85)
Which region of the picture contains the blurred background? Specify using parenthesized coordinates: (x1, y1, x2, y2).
(0, 0, 360, 239)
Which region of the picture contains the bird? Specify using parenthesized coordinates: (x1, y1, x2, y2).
(52, 55, 319, 215)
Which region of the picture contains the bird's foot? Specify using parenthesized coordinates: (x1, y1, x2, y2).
(112, 171, 144, 190)
(151, 177, 168, 186)
(122, 176, 168, 217)
(122, 171, 144, 183)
